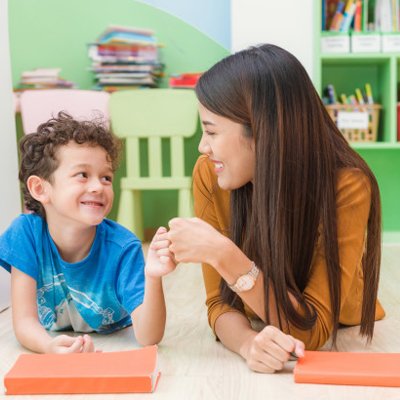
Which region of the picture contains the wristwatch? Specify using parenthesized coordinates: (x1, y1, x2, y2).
(228, 262, 260, 293)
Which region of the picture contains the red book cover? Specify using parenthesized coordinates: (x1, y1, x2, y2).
(294, 350, 400, 387)
(4, 345, 160, 395)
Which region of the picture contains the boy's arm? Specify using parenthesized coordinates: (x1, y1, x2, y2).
(11, 267, 88, 353)
(131, 275, 166, 346)
(131, 227, 176, 346)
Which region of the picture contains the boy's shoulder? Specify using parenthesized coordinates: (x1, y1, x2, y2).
(98, 219, 141, 249)
(4, 213, 45, 235)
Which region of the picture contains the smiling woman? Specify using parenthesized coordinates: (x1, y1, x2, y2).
(152, 43, 385, 374)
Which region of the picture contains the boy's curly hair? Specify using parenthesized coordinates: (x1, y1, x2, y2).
(19, 111, 122, 218)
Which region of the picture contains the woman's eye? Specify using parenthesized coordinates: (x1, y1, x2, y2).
(205, 130, 216, 136)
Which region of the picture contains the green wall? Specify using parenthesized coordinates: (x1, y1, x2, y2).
(9, 0, 229, 232)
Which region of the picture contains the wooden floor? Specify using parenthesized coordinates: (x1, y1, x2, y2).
(1, 244, 400, 399)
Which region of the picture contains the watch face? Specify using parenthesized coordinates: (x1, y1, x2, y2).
(236, 275, 255, 292)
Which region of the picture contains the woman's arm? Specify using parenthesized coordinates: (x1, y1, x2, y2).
(11, 267, 90, 353)
(167, 217, 297, 327)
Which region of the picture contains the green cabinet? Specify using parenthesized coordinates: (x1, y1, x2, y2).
(315, 2, 400, 242)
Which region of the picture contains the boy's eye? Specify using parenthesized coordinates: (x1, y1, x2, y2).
(102, 175, 113, 183)
(205, 130, 216, 136)
(76, 172, 87, 178)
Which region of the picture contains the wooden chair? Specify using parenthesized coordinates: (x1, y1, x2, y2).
(19, 89, 110, 134)
(109, 89, 198, 241)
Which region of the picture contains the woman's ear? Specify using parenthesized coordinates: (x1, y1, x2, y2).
(26, 175, 50, 204)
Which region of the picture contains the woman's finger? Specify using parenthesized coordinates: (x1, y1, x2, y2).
(259, 338, 291, 364)
(261, 326, 297, 355)
(247, 359, 276, 374)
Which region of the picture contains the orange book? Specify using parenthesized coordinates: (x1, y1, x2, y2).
(294, 350, 400, 387)
(4, 345, 160, 395)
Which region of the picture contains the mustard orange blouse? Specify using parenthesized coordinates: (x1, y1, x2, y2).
(193, 155, 385, 350)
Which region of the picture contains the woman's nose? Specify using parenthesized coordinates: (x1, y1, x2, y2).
(198, 134, 210, 155)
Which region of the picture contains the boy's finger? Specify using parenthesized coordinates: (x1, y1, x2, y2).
(160, 255, 171, 264)
(156, 248, 171, 257)
(82, 335, 95, 352)
(68, 337, 84, 353)
(56, 335, 80, 346)
(156, 232, 169, 241)
(152, 240, 170, 250)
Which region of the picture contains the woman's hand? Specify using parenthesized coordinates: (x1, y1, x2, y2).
(241, 325, 305, 373)
(166, 217, 228, 265)
(145, 227, 177, 278)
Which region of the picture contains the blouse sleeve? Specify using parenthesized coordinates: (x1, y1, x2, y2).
(193, 156, 245, 333)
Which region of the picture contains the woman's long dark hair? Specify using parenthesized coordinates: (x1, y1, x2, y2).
(195, 44, 381, 344)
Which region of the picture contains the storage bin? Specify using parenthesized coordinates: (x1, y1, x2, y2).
(325, 104, 381, 142)
(321, 32, 350, 53)
(351, 32, 381, 53)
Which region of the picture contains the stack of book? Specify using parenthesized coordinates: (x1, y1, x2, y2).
(16, 68, 76, 91)
(88, 25, 164, 92)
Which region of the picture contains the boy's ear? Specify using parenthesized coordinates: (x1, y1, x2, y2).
(26, 175, 50, 204)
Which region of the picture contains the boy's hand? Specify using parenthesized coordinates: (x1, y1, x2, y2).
(46, 334, 95, 354)
(145, 227, 177, 278)
(46, 335, 84, 354)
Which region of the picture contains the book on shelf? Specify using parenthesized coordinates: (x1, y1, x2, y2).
(323, 0, 400, 33)
(4, 345, 160, 395)
(21, 68, 61, 79)
(98, 76, 155, 85)
(91, 63, 154, 73)
(340, 0, 357, 32)
(294, 350, 400, 387)
(100, 25, 155, 37)
(17, 68, 76, 90)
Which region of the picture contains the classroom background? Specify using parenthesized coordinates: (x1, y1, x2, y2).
(2, 2, 400, 398)
(1, 0, 400, 301)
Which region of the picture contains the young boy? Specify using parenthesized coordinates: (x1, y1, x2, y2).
(0, 112, 176, 354)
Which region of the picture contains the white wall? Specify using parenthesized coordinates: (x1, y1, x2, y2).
(231, 0, 315, 79)
(0, 0, 21, 310)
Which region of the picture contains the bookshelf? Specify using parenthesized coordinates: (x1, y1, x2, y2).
(315, 1, 400, 241)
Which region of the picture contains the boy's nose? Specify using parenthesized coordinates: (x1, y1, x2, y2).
(88, 179, 103, 193)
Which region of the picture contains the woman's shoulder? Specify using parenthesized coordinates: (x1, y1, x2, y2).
(193, 155, 219, 194)
(336, 168, 372, 207)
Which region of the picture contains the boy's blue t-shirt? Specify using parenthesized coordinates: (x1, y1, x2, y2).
(0, 214, 145, 334)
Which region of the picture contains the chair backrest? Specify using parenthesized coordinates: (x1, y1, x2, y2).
(19, 89, 110, 134)
(109, 89, 198, 178)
